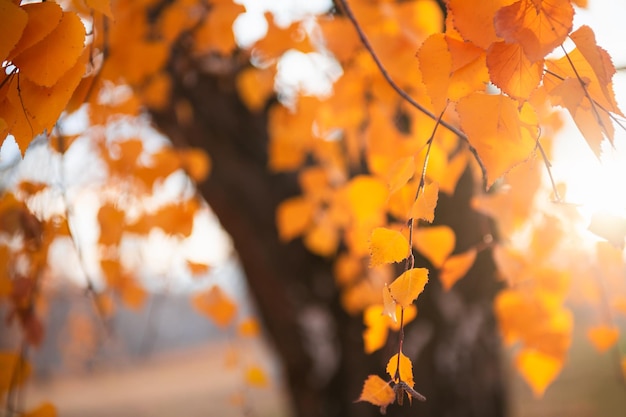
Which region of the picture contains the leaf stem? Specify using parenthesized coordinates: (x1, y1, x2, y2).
(335, 0, 488, 188)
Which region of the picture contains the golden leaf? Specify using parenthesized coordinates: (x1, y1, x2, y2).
(587, 325, 619, 353)
(410, 182, 439, 223)
(439, 248, 477, 291)
(357, 375, 395, 411)
(369, 227, 410, 267)
(191, 285, 237, 328)
(386, 352, 414, 386)
(414, 225, 455, 268)
(388, 268, 429, 308)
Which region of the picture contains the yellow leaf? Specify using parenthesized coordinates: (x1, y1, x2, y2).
(191, 285, 237, 328)
(23, 403, 56, 417)
(382, 284, 397, 322)
(439, 248, 477, 291)
(345, 175, 388, 227)
(304, 219, 338, 257)
(515, 349, 563, 397)
(369, 227, 410, 267)
(179, 148, 211, 182)
(245, 366, 268, 388)
(0, 351, 31, 394)
(238, 317, 260, 338)
(0, 0, 27, 62)
(388, 268, 429, 308)
(414, 225, 455, 268)
(387, 156, 415, 195)
(363, 305, 390, 353)
(457, 93, 538, 188)
(276, 196, 314, 242)
(587, 325, 619, 353)
(386, 352, 414, 386)
(357, 375, 395, 411)
(13, 11, 86, 87)
(410, 182, 439, 223)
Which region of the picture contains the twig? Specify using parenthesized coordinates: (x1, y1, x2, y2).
(535, 140, 562, 203)
(335, 0, 488, 188)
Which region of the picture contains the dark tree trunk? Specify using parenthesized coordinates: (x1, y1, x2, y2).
(151, 49, 506, 417)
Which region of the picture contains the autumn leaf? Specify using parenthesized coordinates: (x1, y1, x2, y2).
(369, 227, 410, 267)
(487, 41, 543, 99)
(410, 182, 439, 223)
(245, 366, 269, 388)
(414, 225, 455, 268)
(238, 318, 260, 338)
(7, 2, 62, 61)
(447, 0, 511, 49)
(98, 203, 126, 246)
(276, 196, 315, 242)
(191, 285, 237, 328)
(494, 0, 573, 63)
(387, 156, 415, 195)
(515, 349, 563, 397)
(587, 325, 619, 353)
(0, 0, 27, 62)
(439, 248, 477, 291)
(457, 92, 538, 187)
(386, 352, 414, 386)
(12, 11, 86, 87)
(388, 268, 429, 308)
(357, 375, 395, 413)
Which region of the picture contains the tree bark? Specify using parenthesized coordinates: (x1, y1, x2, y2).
(151, 48, 506, 417)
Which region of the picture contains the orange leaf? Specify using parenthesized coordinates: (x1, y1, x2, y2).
(388, 268, 429, 308)
(487, 41, 543, 99)
(0, 0, 27, 62)
(369, 227, 410, 267)
(304, 218, 338, 257)
(238, 318, 260, 338)
(23, 403, 56, 417)
(363, 305, 390, 353)
(447, 0, 513, 49)
(386, 352, 414, 386)
(457, 92, 538, 187)
(515, 349, 563, 397)
(345, 175, 388, 227)
(7, 2, 62, 61)
(97, 203, 125, 246)
(387, 156, 415, 195)
(13, 11, 86, 87)
(495, 0, 573, 63)
(414, 225, 455, 268)
(191, 285, 237, 328)
(587, 325, 619, 353)
(276, 196, 314, 242)
(186, 260, 210, 275)
(439, 248, 477, 291)
(179, 148, 211, 182)
(245, 366, 268, 388)
(236, 66, 276, 112)
(411, 182, 439, 223)
(357, 375, 395, 412)
(0, 351, 31, 394)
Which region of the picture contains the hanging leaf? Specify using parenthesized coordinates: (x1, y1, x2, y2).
(410, 182, 439, 223)
(439, 248, 477, 291)
(414, 225, 455, 268)
(386, 352, 414, 386)
(515, 349, 563, 397)
(245, 366, 269, 388)
(388, 268, 429, 308)
(457, 92, 538, 187)
(0, 0, 27, 62)
(487, 41, 543, 99)
(357, 375, 396, 413)
(387, 156, 415, 195)
(276, 196, 315, 242)
(191, 285, 237, 328)
(369, 227, 410, 267)
(587, 325, 619, 353)
(7, 2, 62, 61)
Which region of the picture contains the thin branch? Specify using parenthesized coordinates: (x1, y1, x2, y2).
(535, 140, 562, 203)
(335, 0, 488, 188)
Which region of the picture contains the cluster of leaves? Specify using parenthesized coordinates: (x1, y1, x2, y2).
(1, 0, 626, 415)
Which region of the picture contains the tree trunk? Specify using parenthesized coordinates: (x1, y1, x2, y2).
(151, 49, 506, 417)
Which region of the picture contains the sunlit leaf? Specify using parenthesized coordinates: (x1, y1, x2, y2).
(414, 225, 455, 268)
(387, 156, 415, 195)
(357, 375, 395, 412)
(487, 41, 543, 99)
(457, 92, 538, 187)
(388, 268, 429, 308)
(410, 182, 439, 223)
(515, 349, 563, 397)
(369, 227, 410, 267)
(439, 248, 477, 291)
(276, 196, 314, 242)
(13, 12, 86, 87)
(386, 352, 414, 386)
(587, 325, 619, 353)
(0, 0, 27, 62)
(191, 285, 237, 328)
(447, 0, 512, 49)
(7, 2, 62, 61)
(245, 366, 269, 388)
